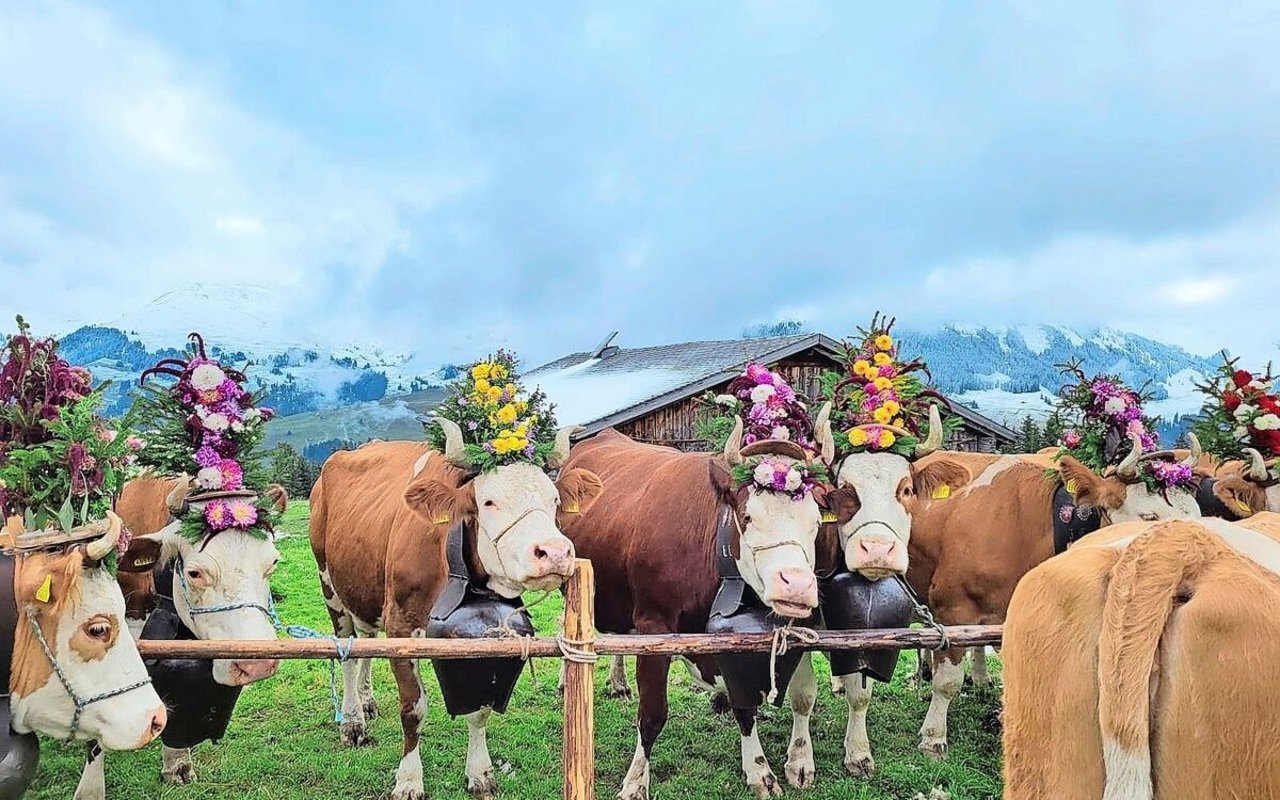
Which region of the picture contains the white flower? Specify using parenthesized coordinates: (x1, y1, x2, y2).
(191, 364, 227, 391)
(771, 426, 790, 440)
(714, 394, 738, 407)
(1255, 414, 1280, 431)
(753, 462, 774, 486)
(195, 467, 224, 490)
(1234, 404, 1257, 420)
(750, 384, 776, 404)
(203, 413, 230, 432)
(784, 469, 802, 492)
(1235, 425, 1250, 438)
(230, 421, 245, 433)
(1103, 397, 1127, 416)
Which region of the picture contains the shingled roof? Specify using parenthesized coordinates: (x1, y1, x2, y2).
(526, 332, 1017, 443)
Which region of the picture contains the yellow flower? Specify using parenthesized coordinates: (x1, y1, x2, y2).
(515, 421, 530, 437)
(847, 428, 868, 447)
(496, 404, 518, 424)
(883, 400, 901, 417)
(892, 417, 905, 428)
(873, 377, 894, 392)
(873, 352, 892, 366)
(489, 364, 508, 380)
(875, 334, 893, 351)
(873, 406, 893, 424)
(515, 401, 529, 415)
(853, 359, 871, 377)
(504, 383, 517, 399)
(474, 378, 491, 394)
(487, 386, 502, 403)
(472, 363, 492, 381)
(880, 430, 896, 448)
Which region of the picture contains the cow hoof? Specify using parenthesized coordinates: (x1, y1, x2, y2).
(709, 692, 731, 715)
(468, 772, 499, 798)
(162, 763, 197, 785)
(919, 739, 948, 761)
(844, 755, 875, 778)
(340, 721, 373, 747)
(616, 785, 649, 800)
(391, 787, 425, 800)
(362, 698, 379, 720)
(785, 759, 814, 790)
(750, 772, 783, 799)
(606, 685, 632, 700)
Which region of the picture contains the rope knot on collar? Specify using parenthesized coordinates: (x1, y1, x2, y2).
(766, 624, 820, 704)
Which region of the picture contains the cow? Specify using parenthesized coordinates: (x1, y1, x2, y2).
(1002, 513, 1280, 800)
(310, 421, 603, 800)
(73, 476, 282, 799)
(3, 513, 167, 798)
(1192, 447, 1280, 519)
(557, 418, 833, 800)
(905, 434, 1202, 759)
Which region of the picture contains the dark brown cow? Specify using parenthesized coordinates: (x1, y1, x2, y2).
(559, 421, 834, 800)
(310, 421, 603, 800)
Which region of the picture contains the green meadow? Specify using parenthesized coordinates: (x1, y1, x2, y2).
(28, 502, 1002, 799)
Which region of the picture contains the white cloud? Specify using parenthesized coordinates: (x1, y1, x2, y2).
(215, 215, 266, 237)
(1161, 277, 1235, 306)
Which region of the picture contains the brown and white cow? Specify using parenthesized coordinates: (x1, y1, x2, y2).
(1195, 447, 1280, 519)
(310, 421, 603, 800)
(906, 435, 1202, 759)
(6, 514, 167, 755)
(75, 475, 282, 798)
(1003, 513, 1280, 800)
(559, 417, 838, 799)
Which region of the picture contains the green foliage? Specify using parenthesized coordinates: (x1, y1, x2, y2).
(268, 442, 321, 497)
(1000, 413, 1067, 454)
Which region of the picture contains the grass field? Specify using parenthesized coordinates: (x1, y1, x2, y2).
(28, 502, 1003, 799)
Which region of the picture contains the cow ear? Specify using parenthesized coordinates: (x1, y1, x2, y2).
(708, 458, 734, 499)
(557, 468, 604, 517)
(1213, 477, 1265, 519)
(912, 459, 972, 503)
(1058, 456, 1113, 509)
(404, 478, 474, 526)
(118, 536, 163, 573)
(814, 515, 841, 575)
(17, 551, 81, 609)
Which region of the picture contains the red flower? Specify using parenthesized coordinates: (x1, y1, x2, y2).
(1224, 392, 1242, 412)
(1233, 369, 1255, 388)
(1252, 428, 1280, 453)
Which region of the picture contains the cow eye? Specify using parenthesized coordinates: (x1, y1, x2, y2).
(742, 514, 753, 526)
(483, 499, 496, 508)
(1140, 512, 1159, 522)
(85, 620, 112, 641)
(186, 567, 204, 582)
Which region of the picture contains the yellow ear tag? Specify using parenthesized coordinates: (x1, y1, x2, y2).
(566, 502, 580, 514)
(1236, 499, 1252, 514)
(1065, 479, 1079, 495)
(134, 556, 155, 568)
(820, 511, 838, 523)
(35, 574, 52, 603)
(431, 514, 451, 525)
(931, 484, 952, 501)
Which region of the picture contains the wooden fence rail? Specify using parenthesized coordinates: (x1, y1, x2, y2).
(131, 559, 1003, 800)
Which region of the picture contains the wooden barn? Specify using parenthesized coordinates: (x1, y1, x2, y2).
(527, 332, 1016, 453)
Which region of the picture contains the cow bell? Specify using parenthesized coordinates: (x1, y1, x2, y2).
(706, 607, 805, 710)
(425, 595, 534, 718)
(0, 708, 38, 800)
(820, 569, 913, 683)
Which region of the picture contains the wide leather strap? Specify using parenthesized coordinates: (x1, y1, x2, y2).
(1052, 483, 1102, 554)
(429, 521, 471, 622)
(709, 506, 748, 620)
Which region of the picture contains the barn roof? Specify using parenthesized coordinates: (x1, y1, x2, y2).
(526, 333, 1017, 443)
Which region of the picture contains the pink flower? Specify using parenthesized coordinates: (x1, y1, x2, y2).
(97, 428, 118, 444)
(878, 365, 896, 378)
(126, 436, 146, 452)
(204, 500, 234, 530)
(228, 500, 258, 529)
(1062, 430, 1081, 449)
(219, 459, 244, 490)
(194, 445, 222, 468)
(745, 363, 772, 384)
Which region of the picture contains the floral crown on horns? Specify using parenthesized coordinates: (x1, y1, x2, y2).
(1194, 355, 1280, 483)
(134, 333, 277, 543)
(1052, 360, 1199, 495)
(822, 313, 949, 460)
(425, 350, 578, 474)
(697, 363, 833, 500)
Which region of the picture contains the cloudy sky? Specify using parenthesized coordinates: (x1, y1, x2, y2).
(2, 1, 1279, 366)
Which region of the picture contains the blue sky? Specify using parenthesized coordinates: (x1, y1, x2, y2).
(2, 1, 1279, 366)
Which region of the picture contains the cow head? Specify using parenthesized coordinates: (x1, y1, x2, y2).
(120, 479, 282, 687)
(405, 420, 604, 598)
(829, 405, 971, 579)
(9, 513, 167, 750)
(1057, 433, 1202, 523)
(1222, 448, 1280, 514)
(707, 409, 836, 619)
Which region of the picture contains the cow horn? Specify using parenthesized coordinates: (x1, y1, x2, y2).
(166, 475, 192, 514)
(813, 401, 836, 465)
(1116, 432, 1143, 479)
(1243, 447, 1269, 482)
(724, 416, 745, 466)
(1181, 432, 1203, 468)
(915, 404, 944, 457)
(547, 425, 583, 469)
(85, 511, 123, 561)
(433, 416, 473, 468)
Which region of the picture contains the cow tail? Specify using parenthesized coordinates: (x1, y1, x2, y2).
(1097, 522, 1226, 800)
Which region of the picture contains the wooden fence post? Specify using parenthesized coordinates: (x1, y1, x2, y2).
(562, 558, 596, 800)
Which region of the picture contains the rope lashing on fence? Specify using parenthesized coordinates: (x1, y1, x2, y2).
(766, 624, 820, 704)
(554, 633, 599, 665)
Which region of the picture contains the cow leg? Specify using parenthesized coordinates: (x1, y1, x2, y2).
(784, 652, 817, 790)
(339, 650, 373, 746)
(389, 657, 428, 800)
(734, 706, 782, 799)
(838, 673, 875, 777)
(73, 746, 105, 800)
(358, 652, 378, 719)
(607, 655, 632, 699)
(830, 674, 844, 695)
(619, 653, 671, 800)
(464, 708, 498, 798)
(919, 648, 965, 759)
(161, 746, 196, 784)
(970, 646, 990, 688)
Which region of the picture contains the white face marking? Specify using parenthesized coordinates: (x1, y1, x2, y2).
(1107, 484, 1201, 523)
(158, 522, 281, 686)
(472, 463, 576, 597)
(11, 568, 163, 750)
(836, 452, 914, 576)
(735, 487, 820, 618)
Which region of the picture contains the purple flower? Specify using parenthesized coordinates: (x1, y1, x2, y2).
(745, 363, 772, 384)
(66, 442, 89, 471)
(194, 445, 222, 468)
(1148, 460, 1193, 489)
(467, 421, 479, 430)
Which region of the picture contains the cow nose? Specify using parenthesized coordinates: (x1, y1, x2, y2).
(531, 540, 575, 576)
(773, 567, 818, 606)
(854, 538, 899, 568)
(141, 705, 167, 746)
(230, 659, 281, 685)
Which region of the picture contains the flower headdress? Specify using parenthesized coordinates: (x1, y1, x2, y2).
(1193, 356, 1280, 483)
(822, 313, 950, 459)
(1051, 360, 1198, 495)
(133, 333, 276, 543)
(425, 350, 570, 473)
(0, 316, 142, 557)
(696, 363, 829, 500)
